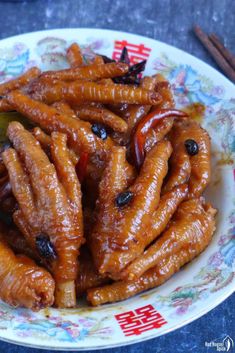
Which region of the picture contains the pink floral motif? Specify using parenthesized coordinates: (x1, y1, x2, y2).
(208, 252, 223, 267)
(86, 39, 106, 51)
(173, 298, 193, 315)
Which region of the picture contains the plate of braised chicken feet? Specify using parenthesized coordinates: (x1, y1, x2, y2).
(0, 29, 234, 350)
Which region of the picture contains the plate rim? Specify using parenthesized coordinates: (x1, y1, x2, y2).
(0, 27, 234, 89)
(0, 289, 234, 351)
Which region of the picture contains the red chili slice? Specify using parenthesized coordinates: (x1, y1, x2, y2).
(132, 108, 188, 169)
(75, 152, 89, 183)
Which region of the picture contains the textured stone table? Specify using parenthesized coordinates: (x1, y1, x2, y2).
(0, 0, 234, 352)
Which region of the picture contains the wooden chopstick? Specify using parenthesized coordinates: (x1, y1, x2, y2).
(209, 33, 235, 70)
(193, 25, 235, 83)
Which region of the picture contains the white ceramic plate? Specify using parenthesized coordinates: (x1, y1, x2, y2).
(0, 28, 234, 350)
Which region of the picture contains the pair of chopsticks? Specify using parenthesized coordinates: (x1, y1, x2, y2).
(194, 25, 235, 83)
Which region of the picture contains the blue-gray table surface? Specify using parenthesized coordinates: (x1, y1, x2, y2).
(0, 0, 234, 352)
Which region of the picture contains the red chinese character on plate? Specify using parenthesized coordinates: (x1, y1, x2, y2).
(115, 304, 167, 336)
(112, 40, 151, 65)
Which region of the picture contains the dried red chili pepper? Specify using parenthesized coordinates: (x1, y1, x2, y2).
(128, 60, 146, 76)
(99, 55, 115, 64)
(113, 60, 146, 85)
(75, 152, 89, 183)
(132, 108, 188, 169)
(119, 47, 130, 65)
